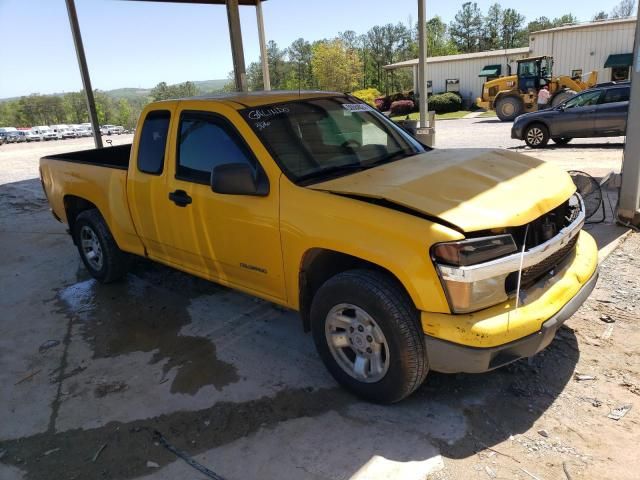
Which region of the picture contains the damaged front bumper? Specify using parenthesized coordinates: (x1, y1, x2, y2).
(421, 230, 599, 373)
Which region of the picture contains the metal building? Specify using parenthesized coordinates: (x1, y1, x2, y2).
(530, 17, 636, 83)
(385, 47, 529, 105)
(385, 17, 637, 105)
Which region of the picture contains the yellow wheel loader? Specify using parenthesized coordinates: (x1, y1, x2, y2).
(476, 56, 598, 121)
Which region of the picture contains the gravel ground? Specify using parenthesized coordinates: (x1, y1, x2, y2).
(430, 232, 640, 480)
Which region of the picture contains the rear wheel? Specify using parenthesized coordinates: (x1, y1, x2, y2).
(310, 269, 428, 404)
(73, 209, 129, 283)
(552, 137, 572, 145)
(524, 123, 550, 148)
(496, 96, 523, 121)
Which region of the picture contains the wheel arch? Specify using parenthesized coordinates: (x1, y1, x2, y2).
(298, 248, 414, 332)
(63, 195, 99, 239)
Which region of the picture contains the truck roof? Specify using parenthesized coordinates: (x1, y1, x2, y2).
(154, 90, 346, 108)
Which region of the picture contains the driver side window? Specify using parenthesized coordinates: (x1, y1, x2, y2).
(564, 90, 602, 109)
(176, 112, 257, 185)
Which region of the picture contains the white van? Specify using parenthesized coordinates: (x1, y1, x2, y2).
(50, 125, 70, 140)
(34, 126, 58, 141)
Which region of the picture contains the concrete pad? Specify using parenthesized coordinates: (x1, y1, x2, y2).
(138, 411, 445, 480)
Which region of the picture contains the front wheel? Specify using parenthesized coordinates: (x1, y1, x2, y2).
(524, 123, 550, 148)
(496, 96, 523, 121)
(310, 269, 428, 404)
(73, 209, 129, 283)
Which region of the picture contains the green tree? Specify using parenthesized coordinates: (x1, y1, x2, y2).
(150, 81, 197, 101)
(611, 0, 636, 18)
(116, 99, 133, 128)
(482, 3, 503, 50)
(501, 8, 526, 48)
(449, 2, 483, 53)
(63, 91, 88, 124)
(364, 23, 414, 93)
(94, 90, 115, 124)
(552, 14, 578, 26)
(311, 39, 363, 92)
(286, 38, 314, 90)
(246, 61, 265, 91)
(424, 16, 459, 57)
(593, 11, 609, 20)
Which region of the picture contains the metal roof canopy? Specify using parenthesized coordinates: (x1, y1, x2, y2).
(65, 0, 270, 148)
(604, 53, 634, 68)
(479, 64, 502, 77)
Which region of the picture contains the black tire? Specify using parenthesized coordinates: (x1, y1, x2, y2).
(552, 137, 572, 145)
(310, 269, 428, 404)
(496, 96, 523, 122)
(73, 209, 129, 283)
(524, 123, 550, 148)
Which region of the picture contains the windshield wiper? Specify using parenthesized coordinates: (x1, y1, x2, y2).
(296, 163, 369, 184)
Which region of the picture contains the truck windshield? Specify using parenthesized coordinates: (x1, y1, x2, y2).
(240, 97, 426, 184)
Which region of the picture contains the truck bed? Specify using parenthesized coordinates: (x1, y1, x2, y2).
(39, 142, 146, 256)
(42, 144, 131, 170)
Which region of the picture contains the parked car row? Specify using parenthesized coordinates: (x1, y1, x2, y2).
(511, 82, 630, 148)
(0, 123, 127, 145)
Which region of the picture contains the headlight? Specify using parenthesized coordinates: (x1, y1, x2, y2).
(432, 235, 517, 267)
(432, 235, 518, 314)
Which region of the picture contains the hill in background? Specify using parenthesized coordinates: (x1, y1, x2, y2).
(0, 79, 228, 102)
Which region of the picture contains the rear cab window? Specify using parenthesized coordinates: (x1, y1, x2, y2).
(137, 110, 171, 174)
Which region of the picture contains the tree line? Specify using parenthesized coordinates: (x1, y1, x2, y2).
(0, 91, 144, 129)
(0, 81, 198, 129)
(239, 0, 635, 94)
(1, 0, 635, 127)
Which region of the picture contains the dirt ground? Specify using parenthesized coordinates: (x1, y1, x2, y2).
(0, 124, 637, 480)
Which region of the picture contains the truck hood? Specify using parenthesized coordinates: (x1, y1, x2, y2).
(309, 148, 576, 233)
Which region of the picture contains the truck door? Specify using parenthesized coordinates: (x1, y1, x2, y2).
(127, 108, 175, 259)
(553, 90, 602, 137)
(160, 104, 286, 302)
(594, 87, 630, 136)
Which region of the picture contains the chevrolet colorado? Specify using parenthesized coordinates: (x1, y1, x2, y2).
(40, 91, 598, 403)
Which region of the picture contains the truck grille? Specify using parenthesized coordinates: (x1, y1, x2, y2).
(503, 194, 582, 294)
(505, 234, 579, 294)
(510, 196, 581, 250)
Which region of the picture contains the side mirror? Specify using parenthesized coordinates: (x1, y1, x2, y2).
(210, 163, 269, 196)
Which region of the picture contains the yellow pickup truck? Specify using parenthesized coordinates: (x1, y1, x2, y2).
(40, 91, 598, 403)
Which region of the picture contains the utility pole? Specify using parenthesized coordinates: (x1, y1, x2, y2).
(65, 0, 102, 148)
(226, 0, 247, 92)
(417, 0, 428, 128)
(255, 0, 270, 91)
(618, 8, 640, 225)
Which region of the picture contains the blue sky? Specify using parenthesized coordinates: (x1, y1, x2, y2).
(0, 0, 631, 97)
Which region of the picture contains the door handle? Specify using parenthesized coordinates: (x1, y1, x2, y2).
(168, 190, 192, 207)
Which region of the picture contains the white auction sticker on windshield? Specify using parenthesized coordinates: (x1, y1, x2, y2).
(342, 103, 373, 112)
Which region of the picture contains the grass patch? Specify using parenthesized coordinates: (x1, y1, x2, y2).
(478, 110, 497, 118)
(391, 110, 472, 122)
